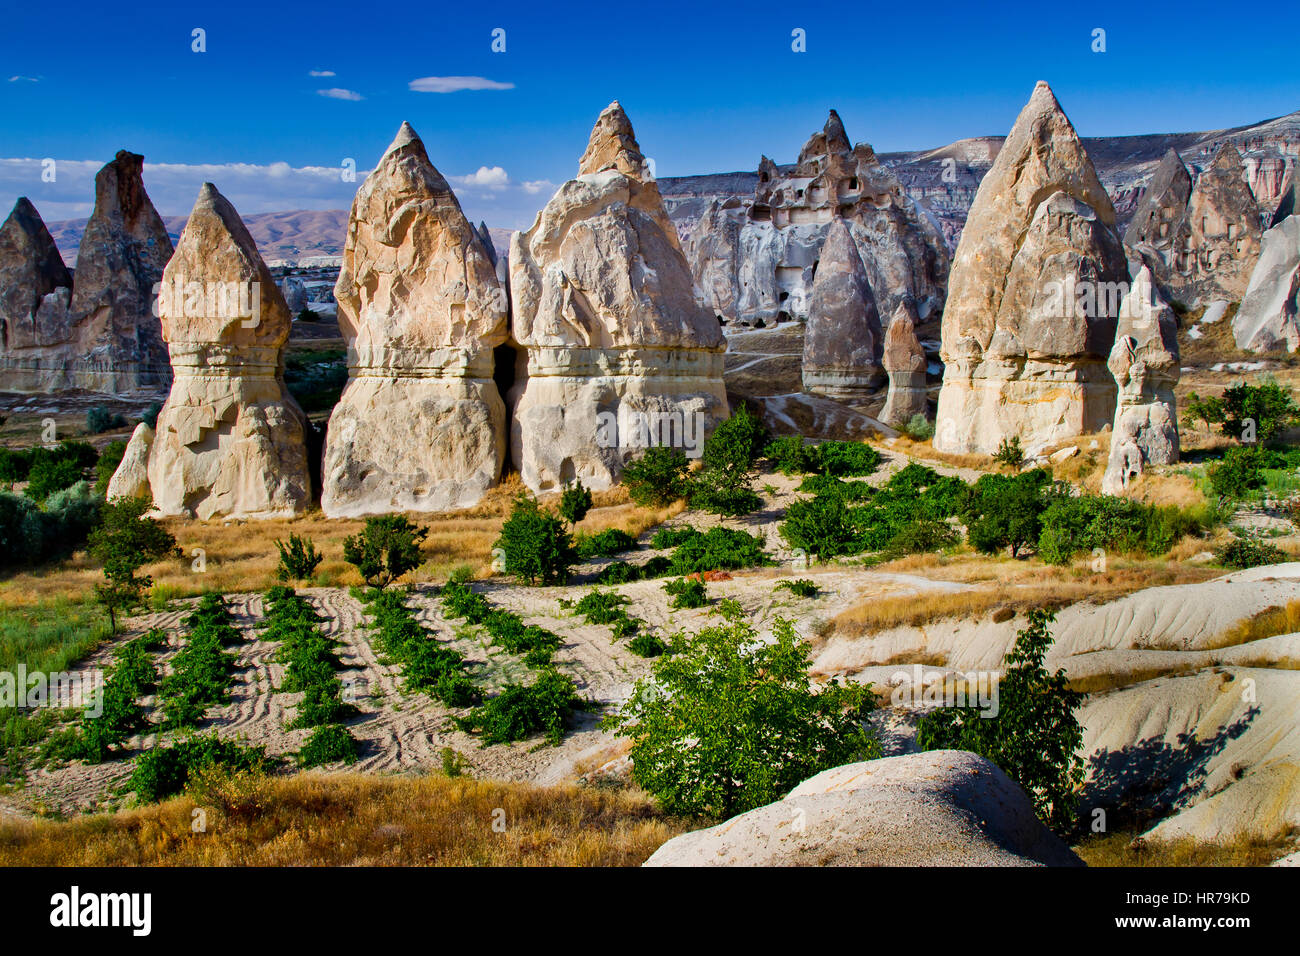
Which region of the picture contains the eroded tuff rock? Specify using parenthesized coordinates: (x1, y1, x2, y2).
(681, 110, 949, 333)
(644, 751, 1083, 867)
(1232, 214, 1300, 352)
(880, 305, 928, 426)
(508, 102, 728, 491)
(801, 218, 882, 399)
(119, 183, 310, 518)
(1102, 267, 1180, 494)
(0, 198, 75, 390)
(321, 122, 508, 516)
(1127, 145, 1263, 308)
(105, 422, 154, 501)
(67, 151, 173, 393)
(935, 82, 1127, 455)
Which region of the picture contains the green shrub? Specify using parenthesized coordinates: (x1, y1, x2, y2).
(1208, 446, 1270, 499)
(24, 457, 82, 502)
(129, 734, 270, 804)
(780, 494, 860, 559)
(1037, 494, 1203, 565)
(884, 518, 958, 557)
(494, 495, 576, 585)
(962, 470, 1051, 558)
(763, 436, 818, 475)
(605, 612, 878, 817)
(650, 526, 700, 549)
(88, 495, 177, 633)
(366, 587, 482, 703)
(157, 595, 240, 728)
(621, 446, 691, 507)
(1219, 378, 1300, 442)
(438, 582, 559, 665)
(343, 515, 428, 589)
(627, 633, 668, 657)
(86, 406, 128, 434)
(701, 405, 768, 476)
(559, 480, 592, 526)
(455, 669, 585, 745)
(94, 440, 127, 496)
(663, 576, 708, 609)
(275, 533, 323, 581)
(1214, 534, 1287, 569)
(917, 609, 1084, 834)
(575, 528, 638, 559)
(903, 414, 935, 440)
(774, 578, 819, 598)
(668, 527, 770, 575)
(688, 467, 762, 516)
(993, 435, 1025, 470)
(813, 441, 881, 477)
(297, 724, 359, 768)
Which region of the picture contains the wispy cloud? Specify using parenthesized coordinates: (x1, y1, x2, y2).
(521, 180, 553, 195)
(308, 69, 336, 77)
(8, 75, 39, 83)
(317, 88, 363, 101)
(409, 76, 514, 93)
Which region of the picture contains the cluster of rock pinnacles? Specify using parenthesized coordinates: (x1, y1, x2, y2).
(5, 83, 1290, 519)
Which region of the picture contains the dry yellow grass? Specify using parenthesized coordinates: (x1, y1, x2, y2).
(1206, 600, 1300, 651)
(0, 770, 690, 866)
(827, 556, 1222, 640)
(0, 481, 675, 607)
(1075, 827, 1298, 867)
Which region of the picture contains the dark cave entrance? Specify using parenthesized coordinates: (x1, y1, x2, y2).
(493, 341, 522, 480)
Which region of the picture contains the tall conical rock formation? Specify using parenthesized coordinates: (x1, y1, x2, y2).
(508, 102, 728, 490)
(1102, 266, 1180, 494)
(0, 198, 75, 388)
(321, 122, 509, 516)
(880, 305, 928, 426)
(1124, 148, 1193, 274)
(935, 82, 1127, 455)
(68, 150, 173, 392)
(111, 183, 310, 518)
(802, 218, 883, 399)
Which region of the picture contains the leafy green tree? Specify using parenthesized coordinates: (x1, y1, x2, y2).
(558, 479, 592, 526)
(780, 493, 859, 559)
(1207, 445, 1269, 499)
(87, 496, 178, 634)
(621, 446, 691, 506)
(962, 470, 1050, 557)
(917, 609, 1085, 833)
(701, 404, 769, 475)
(1219, 378, 1300, 443)
(605, 608, 879, 817)
(1181, 391, 1225, 432)
(24, 457, 82, 502)
(275, 533, 323, 581)
(343, 515, 428, 589)
(494, 494, 576, 585)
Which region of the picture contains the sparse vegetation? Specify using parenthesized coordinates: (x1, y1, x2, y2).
(275, 533, 323, 582)
(343, 515, 428, 589)
(495, 494, 577, 585)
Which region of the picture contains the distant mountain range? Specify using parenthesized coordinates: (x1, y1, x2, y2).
(44, 108, 1299, 267)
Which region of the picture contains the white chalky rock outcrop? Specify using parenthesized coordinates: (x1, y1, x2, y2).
(643, 751, 1083, 867)
(1101, 266, 1180, 494)
(508, 102, 728, 490)
(1231, 213, 1300, 353)
(321, 123, 509, 516)
(935, 82, 1127, 455)
(120, 183, 311, 518)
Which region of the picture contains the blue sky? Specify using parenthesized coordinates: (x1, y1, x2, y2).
(2, 0, 1298, 229)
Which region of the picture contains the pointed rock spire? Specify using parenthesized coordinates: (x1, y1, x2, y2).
(136, 182, 310, 519)
(1124, 149, 1192, 252)
(321, 121, 509, 517)
(803, 218, 883, 399)
(0, 198, 73, 352)
(578, 101, 648, 177)
(880, 305, 928, 426)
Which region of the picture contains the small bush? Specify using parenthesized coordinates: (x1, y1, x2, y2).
(627, 633, 669, 657)
(495, 494, 576, 585)
(993, 435, 1025, 470)
(559, 480, 593, 526)
(621, 447, 691, 507)
(774, 578, 819, 598)
(94, 440, 127, 496)
(129, 735, 270, 804)
(668, 527, 770, 575)
(86, 406, 128, 434)
(343, 515, 428, 589)
(903, 414, 935, 441)
(1214, 535, 1287, 570)
(575, 528, 638, 559)
(1208, 446, 1269, 499)
(455, 669, 585, 745)
(24, 457, 82, 502)
(664, 576, 708, 609)
(297, 724, 360, 768)
(813, 441, 881, 477)
(275, 533, 323, 581)
(763, 436, 818, 475)
(650, 526, 700, 549)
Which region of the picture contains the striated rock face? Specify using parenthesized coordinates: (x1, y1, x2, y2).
(508, 102, 728, 491)
(880, 305, 928, 426)
(1102, 267, 1180, 494)
(322, 123, 508, 516)
(0, 198, 75, 389)
(801, 218, 882, 399)
(1127, 145, 1263, 308)
(67, 151, 173, 393)
(643, 751, 1083, 867)
(123, 183, 310, 518)
(681, 110, 949, 334)
(935, 82, 1127, 455)
(1232, 214, 1300, 352)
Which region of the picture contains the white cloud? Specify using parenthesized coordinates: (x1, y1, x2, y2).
(317, 88, 363, 101)
(408, 75, 514, 93)
(521, 179, 553, 195)
(308, 70, 336, 77)
(8, 75, 39, 83)
(452, 166, 510, 189)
